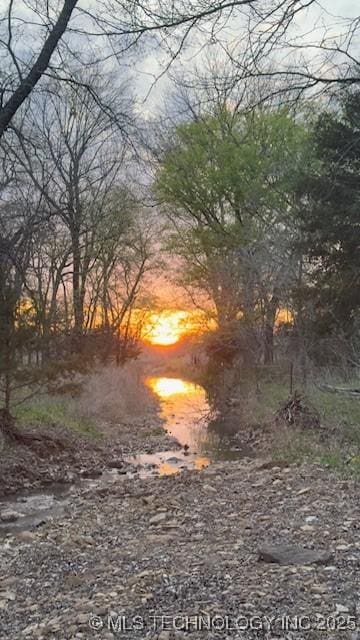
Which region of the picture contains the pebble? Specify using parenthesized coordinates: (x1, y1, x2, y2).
(149, 512, 167, 524)
(0, 509, 21, 523)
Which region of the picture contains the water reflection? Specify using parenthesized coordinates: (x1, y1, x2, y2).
(147, 377, 199, 398)
(159, 462, 180, 476)
(193, 456, 210, 470)
(146, 376, 209, 452)
(136, 375, 253, 476)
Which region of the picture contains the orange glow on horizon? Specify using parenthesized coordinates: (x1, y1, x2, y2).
(144, 310, 198, 346)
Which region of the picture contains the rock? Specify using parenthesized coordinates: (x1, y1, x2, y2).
(0, 590, 16, 601)
(258, 544, 333, 565)
(158, 632, 171, 640)
(147, 533, 174, 543)
(149, 512, 167, 525)
(76, 613, 89, 626)
(305, 516, 318, 523)
(0, 509, 22, 523)
(297, 487, 311, 495)
(65, 574, 88, 587)
(22, 623, 40, 636)
(310, 584, 328, 594)
(141, 592, 153, 603)
(336, 544, 352, 550)
(16, 531, 37, 542)
(108, 460, 124, 469)
(73, 534, 95, 546)
(0, 577, 17, 587)
(335, 604, 349, 614)
(203, 484, 217, 493)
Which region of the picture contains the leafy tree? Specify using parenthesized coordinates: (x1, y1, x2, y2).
(299, 90, 360, 355)
(156, 107, 310, 363)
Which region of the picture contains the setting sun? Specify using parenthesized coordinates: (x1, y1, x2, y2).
(144, 310, 196, 346)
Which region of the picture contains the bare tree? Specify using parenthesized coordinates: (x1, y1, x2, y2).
(2, 0, 357, 140)
(4, 69, 133, 342)
(0, 0, 77, 138)
(0, 175, 45, 411)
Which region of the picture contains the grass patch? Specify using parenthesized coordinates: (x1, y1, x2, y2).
(249, 382, 289, 423)
(253, 379, 360, 437)
(242, 377, 360, 477)
(14, 395, 100, 439)
(308, 387, 360, 445)
(10, 363, 160, 442)
(319, 451, 360, 479)
(272, 430, 360, 478)
(271, 428, 318, 465)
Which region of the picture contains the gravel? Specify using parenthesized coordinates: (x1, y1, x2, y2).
(0, 458, 359, 639)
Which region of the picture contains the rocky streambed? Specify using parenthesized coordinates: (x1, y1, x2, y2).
(0, 459, 359, 639)
(0, 375, 254, 528)
(0, 376, 359, 639)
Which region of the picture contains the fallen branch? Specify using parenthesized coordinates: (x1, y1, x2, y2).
(275, 391, 320, 429)
(317, 384, 360, 397)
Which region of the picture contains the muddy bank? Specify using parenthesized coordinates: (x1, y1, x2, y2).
(0, 412, 180, 498)
(0, 374, 261, 498)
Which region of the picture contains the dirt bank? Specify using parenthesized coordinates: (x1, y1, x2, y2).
(0, 412, 179, 497)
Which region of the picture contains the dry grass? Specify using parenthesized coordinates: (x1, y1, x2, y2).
(14, 363, 158, 438)
(77, 362, 157, 422)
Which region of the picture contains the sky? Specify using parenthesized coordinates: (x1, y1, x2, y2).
(1, 0, 358, 117)
(129, 0, 359, 309)
(133, 0, 360, 115)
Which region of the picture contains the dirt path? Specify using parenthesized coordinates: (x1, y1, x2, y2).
(1, 457, 359, 639)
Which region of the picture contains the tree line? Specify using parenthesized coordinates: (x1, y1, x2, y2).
(154, 87, 360, 378)
(0, 70, 158, 411)
(0, 0, 359, 415)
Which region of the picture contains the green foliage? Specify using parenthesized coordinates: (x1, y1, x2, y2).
(247, 377, 360, 476)
(156, 107, 310, 230)
(299, 90, 360, 339)
(157, 106, 312, 364)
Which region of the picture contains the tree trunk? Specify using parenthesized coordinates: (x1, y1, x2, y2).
(72, 232, 83, 350)
(0, 0, 78, 139)
(263, 295, 279, 365)
(264, 321, 274, 364)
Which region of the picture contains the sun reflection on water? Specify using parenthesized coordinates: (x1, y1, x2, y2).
(158, 462, 180, 476)
(193, 456, 210, 470)
(145, 376, 211, 472)
(147, 377, 200, 398)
